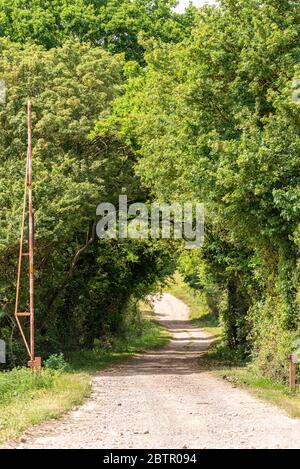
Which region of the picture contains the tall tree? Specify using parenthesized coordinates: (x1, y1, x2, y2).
(0, 0, 195, 61)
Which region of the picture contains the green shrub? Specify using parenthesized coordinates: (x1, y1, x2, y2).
(248, 300, 300, 384)
(44, 353, 69, 371)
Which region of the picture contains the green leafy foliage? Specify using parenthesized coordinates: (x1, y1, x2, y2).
(100, 0, 300, 381)
(0, 40, 174, 364)
(44, 353, 69, 371)
(0, 0, 195, 61)
(1, 0, 300, 386)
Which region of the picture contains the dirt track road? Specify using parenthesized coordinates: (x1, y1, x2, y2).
(6, 293, 300, 449)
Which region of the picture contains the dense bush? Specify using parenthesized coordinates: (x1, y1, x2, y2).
(44, 353, 69, 371)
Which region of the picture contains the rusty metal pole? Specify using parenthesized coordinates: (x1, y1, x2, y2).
(27, 101, 41, 374)
(27, 101, 35, 365)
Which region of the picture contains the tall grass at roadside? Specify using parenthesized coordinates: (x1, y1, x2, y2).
(0, 368, 55, 406)
(0, 368, 89, 444)
(70, 311, 170, 373)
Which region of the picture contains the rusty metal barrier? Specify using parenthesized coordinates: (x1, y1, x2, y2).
(15, 100, 41, 374)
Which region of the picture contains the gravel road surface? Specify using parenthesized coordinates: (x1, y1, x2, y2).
(5, 293, 300, 449)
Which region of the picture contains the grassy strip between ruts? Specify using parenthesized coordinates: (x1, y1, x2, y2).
(0, 305, 170, 444)
(166, 274, 300, 419)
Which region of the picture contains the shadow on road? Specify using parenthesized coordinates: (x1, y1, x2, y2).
(102, 316, 214, 377)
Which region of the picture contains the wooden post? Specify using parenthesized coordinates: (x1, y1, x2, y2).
(288, 354, 296, 394)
